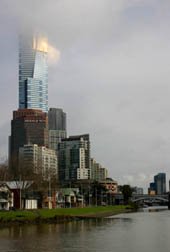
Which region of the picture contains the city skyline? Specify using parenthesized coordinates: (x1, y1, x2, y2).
(0, 0, 170, 190)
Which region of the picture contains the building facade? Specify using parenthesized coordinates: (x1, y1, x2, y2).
(48, 108, 67, 152)
(19, 144, 58, 179)
(148, 173, 166, 195)
(48, 108, 66, 131)
(49, 130, 67, 152)
(100, 178, 118, 194)
(38, 146, 58, 179)
(58, 134, 91, 182)
(148, 182, 156, 195)
(0, 183, 13, 210)
(10, 109, 48, 172)
(91, 158, 108, 181)
(19, 34, 48, 112)
(154, 173, 166, 195)
(132, 187, 144, 195)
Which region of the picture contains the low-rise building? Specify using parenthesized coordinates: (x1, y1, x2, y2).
(6, 181, 37, 209)
(55, 188, 84, 208)
(100, 178, 118, 194)
(132, 187, 144, 195)
(0, 183, 13, 210)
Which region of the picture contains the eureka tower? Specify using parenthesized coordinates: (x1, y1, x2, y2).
(19, 34, 48, 112)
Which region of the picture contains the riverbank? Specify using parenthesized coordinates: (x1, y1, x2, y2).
(0, 205, 132, 226)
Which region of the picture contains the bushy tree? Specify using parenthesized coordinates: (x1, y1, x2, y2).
(0, 163, 9, 181)
(119, 184, 133, 204)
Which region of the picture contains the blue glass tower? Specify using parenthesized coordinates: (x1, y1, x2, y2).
(154, 173, 166, 195)
(19, 34, 48, 112)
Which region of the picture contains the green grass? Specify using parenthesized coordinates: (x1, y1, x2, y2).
(0, 210, 36, 222)
(0, 205, 129, 223)
(37, 205, 128, 217)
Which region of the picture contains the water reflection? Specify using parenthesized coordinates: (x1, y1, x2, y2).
(0, 212, 170, 252)
(0, 219, 116, 252)
(0, 218, 119, 239)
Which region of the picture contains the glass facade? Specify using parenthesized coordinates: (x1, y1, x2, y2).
(19, 35, 48, 112)
(154, 173, 166, 194)
(48, 108, 66, 131)
(58, 134, 91, 181)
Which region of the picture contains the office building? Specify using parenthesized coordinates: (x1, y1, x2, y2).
(48, 108, 66, 131)
(49, 130, 67, 152)
(48, 108, 67, 152)
(154, 173, 166, 195)
(9, 109, 48, 172)
(19, 34, 48, 112)
(58, 134, 90, 182)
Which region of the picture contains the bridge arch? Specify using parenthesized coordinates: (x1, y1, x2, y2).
(131, 195, 168, 203)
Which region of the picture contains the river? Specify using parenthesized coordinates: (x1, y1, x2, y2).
(0, 210, 170, 252)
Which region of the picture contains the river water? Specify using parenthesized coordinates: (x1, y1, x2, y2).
(0, 210, 170, 252)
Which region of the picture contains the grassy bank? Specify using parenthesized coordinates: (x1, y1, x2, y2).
(0, 205, 131, 226)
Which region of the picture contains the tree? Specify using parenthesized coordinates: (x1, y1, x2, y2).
(91, 181, 108, 206)
(0, 163, 9, 181)
(119, 185, 133, 204)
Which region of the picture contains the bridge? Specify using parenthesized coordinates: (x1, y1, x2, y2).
(131, 194, 169, 205)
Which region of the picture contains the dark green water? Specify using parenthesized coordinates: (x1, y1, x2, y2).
(0, 210, 170, 252)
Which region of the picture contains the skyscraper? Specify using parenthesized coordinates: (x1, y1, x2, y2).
(48, 108, 67, 152)
(48, 108, 66, 131)
(154, 173, 166, 195)
(9, 109, 49, 173)
(58, 134, 91, 182)
(19, 34, 48, 112)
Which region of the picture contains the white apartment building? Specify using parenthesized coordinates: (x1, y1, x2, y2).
(91, 158, 108, 181)
(38, 146, 58, 179)
(19, 144, 58, 179)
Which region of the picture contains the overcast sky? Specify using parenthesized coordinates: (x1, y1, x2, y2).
(0, 0, 170, 190)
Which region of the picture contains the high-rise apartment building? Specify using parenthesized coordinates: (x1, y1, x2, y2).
(19, 34, 48, 112)
(48, 108, 67, 152)
(91, 158, 108, 181)
(58, 134, 91, 182)
(19, 144, 58, 179)
(9, 109, 49, 172)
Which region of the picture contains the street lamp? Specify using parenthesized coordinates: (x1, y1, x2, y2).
(95, 188, 97, 206)
(48, 176, 52, 209)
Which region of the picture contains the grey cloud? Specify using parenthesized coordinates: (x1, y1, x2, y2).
(1, 0, 170, 190)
